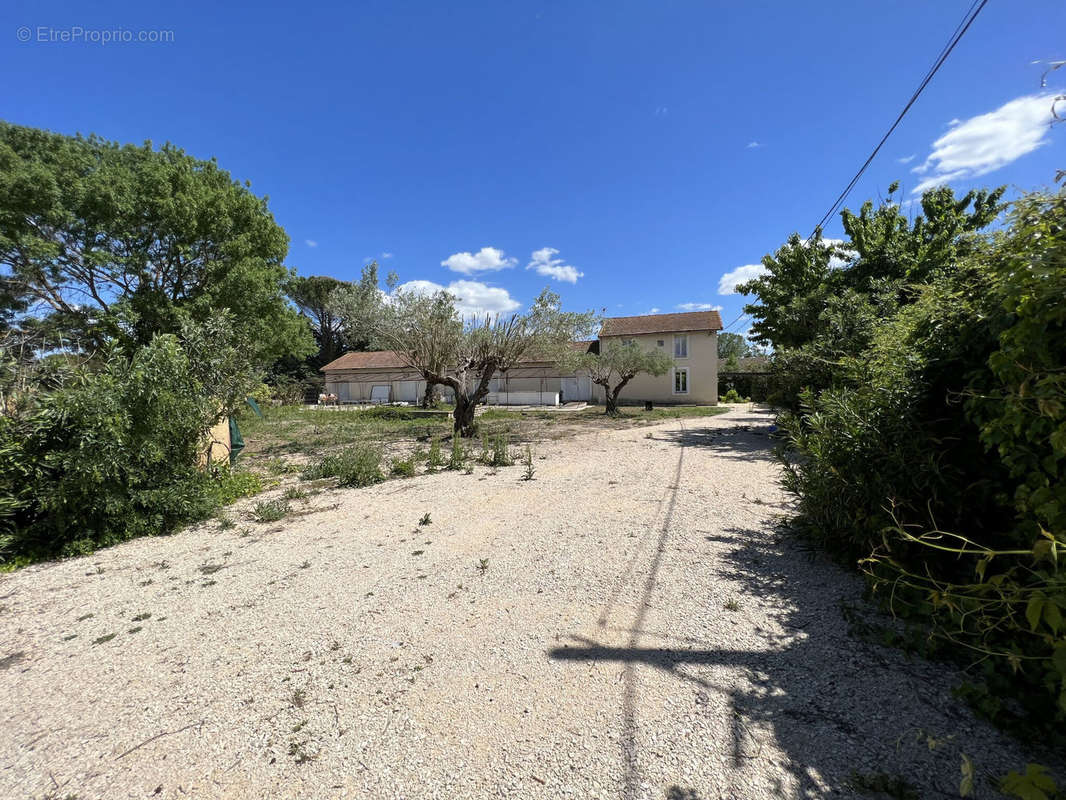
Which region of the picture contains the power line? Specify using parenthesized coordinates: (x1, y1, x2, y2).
(810, 0, 989, 237)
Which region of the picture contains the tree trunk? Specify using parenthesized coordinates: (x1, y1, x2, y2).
(421, 381, 439, 409)
(451, 365, 496, 437)
(453, 393, 478, 437)
(604, 378, 631, 416)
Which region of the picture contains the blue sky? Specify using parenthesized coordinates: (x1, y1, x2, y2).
(3, 1, 1064, 335)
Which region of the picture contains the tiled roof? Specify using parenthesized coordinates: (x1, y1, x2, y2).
(600, 310, 723, 337)
(321, 350, 409, 371)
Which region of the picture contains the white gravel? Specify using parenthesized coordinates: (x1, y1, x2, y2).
(0, 407, 1054, 799)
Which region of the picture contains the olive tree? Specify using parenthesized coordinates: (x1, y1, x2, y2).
(579, 341, 673, 415)
(339, 281, 594, 436)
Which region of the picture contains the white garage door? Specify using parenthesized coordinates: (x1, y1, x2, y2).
(395, 381, 421, 403)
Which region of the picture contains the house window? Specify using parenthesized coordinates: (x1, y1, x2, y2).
(674, 334, 688, 358)
(673, 367, 689, 394)
(622, 338, 634, 346)
(656, 339, 664, 347)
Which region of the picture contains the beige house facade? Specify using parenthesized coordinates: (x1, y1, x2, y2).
(321, 310, 722, 406)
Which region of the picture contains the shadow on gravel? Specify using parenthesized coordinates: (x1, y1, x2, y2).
(653, 422, 779, 463)
(548, 418, 1033, 800)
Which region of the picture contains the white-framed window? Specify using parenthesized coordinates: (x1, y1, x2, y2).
(622, 338, 635, 346)
(673, 334, 688, 358)
(673, 367, 689, 394)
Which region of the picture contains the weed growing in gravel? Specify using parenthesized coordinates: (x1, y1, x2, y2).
(264, 458, 301, 476)
(426, 436, 443, 471)
(288, 740, 315, 764)
(419, 513, 432, 526)
(92, 633, 116, 645)
(290, 688, 307, 709)
(391, 458, 416, 478)
(252, 499, 290, 523)
(478, 434, 512, 467)
(447, 437, 466, 470)
(724, 598, 741, 612)
(522, 445, 535, 481)
(477, 558, 489, 575)
(282, 486, 308, 501)
(131, 612, 151, 622)
(301, 444, 384, 488)
(216, 513, 236, 531)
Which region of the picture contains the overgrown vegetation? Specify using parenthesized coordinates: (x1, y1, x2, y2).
(0, 326, 265, 562)
(301, 443, 384, 488)
(741, 184, 1066, 780)
(0, 124, 311, 563)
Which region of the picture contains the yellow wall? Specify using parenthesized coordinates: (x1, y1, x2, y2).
(200, 417, 231, 467)
(598, 330, 718, 405)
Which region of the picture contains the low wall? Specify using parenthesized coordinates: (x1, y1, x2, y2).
(485, 390, 559, 406)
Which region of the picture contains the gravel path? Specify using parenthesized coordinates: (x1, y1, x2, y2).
(0, 407, 1051, 799)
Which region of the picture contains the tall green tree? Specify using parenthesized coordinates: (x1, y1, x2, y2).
(0, 122, 313, 364)
(285, 274, 351, 366)
(716, 332, 759, 369)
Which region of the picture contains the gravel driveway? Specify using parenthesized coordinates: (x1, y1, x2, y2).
(0, 407, 1051, 799)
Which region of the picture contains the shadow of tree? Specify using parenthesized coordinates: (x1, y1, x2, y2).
(548, 417, 1057, 799)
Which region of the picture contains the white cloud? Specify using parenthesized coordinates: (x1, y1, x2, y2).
(381, 252, 393, 259)
(305, 239, 318, 248)
(676, 302, 722, 312)
(645, 307, 661, 314)
(526, 247, 584, 283)
(394, 278, 521, 318)
(897, 154, 916, 164)
(746, 141, 762, 149)
(441, 246, 517, 275)
(718, 264, 766, 295)
(911, 94, 1056, 193)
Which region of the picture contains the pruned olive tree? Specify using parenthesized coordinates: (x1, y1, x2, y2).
(578, 340, 673, 415)
(337, 281, 594, 436)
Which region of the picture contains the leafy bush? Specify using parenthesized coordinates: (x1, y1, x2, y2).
(209, 468, 264, 506)
(763, 187, 1066, 747)
(719, 388, 749, 404)
(0, 337, 220, 560)
(301, 444, 384, 487)
(251, 499, 290, 522)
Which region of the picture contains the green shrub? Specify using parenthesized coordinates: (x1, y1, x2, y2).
(426, 436, 443, 470)
(391, 458, 416, 478)
(493, 434, 513, 467)
(0, 337, 220, 560)
(769, 187, 1066, 746)
(446, 437, 466, 471)
(302, 444, 384, 487)
(209, 468, 263, 506)
(252, 499, 289, 522)
(719, 388, 749, 404)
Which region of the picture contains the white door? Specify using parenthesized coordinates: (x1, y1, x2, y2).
(561, 377, 580, 403)
(396, 381, 420, 403)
